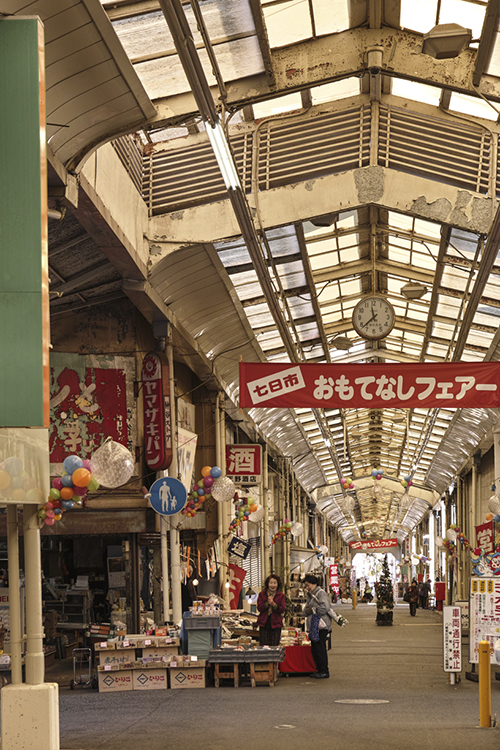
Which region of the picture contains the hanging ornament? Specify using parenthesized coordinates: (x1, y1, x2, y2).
(211, 475, 236, 503)
(290, 521, 303, 536)
(488, 495, 500, 515)
(90, 439, 134, 488)
(249, 503, 265, 523)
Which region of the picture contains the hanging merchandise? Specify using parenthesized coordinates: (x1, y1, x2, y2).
(90, 438, 134, 488)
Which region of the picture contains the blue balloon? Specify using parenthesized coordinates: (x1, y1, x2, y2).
(61, 473, 74, 487)
(378, 468, 384, 475)
(371, 469, 378, 477)
(3, 456, 23, 476)
(63, 455, 83, 475)
(197, 487, 205, 495)
(210, 466, 222, 478)
(404, 475, 411, 482)
(494, 514, 500, 522)
(61, 499, 74, 510)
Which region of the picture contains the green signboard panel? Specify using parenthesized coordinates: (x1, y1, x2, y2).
(0, 18, 49, 427)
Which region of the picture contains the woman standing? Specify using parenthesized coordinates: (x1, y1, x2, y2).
(303, 574, 332, 679)
(256, 573, 286, 646)
(408, 579, 419, 616)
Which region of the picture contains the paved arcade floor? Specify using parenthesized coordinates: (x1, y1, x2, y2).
(6, 603, 500, 750)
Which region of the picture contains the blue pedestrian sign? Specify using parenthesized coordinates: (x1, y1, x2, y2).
(149, 477, 187, 516)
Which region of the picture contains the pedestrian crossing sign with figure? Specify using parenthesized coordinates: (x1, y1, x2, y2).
(149, 477, 187, 516)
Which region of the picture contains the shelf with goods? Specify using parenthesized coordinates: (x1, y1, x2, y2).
(42, 588, 94, 631)
(289, 579, 306, 628)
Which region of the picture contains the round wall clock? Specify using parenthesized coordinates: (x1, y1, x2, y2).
(352, 296, 395, 340)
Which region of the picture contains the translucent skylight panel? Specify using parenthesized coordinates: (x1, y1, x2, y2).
(232, 279, 264, 301)
(287, 296, 315, 318)
(439, 0, 486, 41)
(400, 0, 438, 33)
(311, 77, 360, 105)
(261, 0, 312, 48)
(388, 247, 412, 264)
(486, 31, 500, 76)
(253, 92, 303, 119)
(465, 329, 492, 348)
(450, 92, 498, 121)
(413, 217, 441, 239)
(391, 78, 441, 106)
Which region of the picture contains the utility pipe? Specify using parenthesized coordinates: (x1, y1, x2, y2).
(166, 336, 182, 623)
(478, 640, 491, 728)
(23, 504, 44, 684)
(6, 506, 22, 684)
(261, 445, 270, 582)
(216, 392, 229, 606)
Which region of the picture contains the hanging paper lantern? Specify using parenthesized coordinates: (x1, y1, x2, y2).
(290, 521, 303, 536)
(211, 475, 236, 503)
(249, 504, 265, 523)
(488, 495, 500, 515)
(90, 439, 134, 488)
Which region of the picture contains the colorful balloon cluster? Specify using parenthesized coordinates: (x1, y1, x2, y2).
(400, 474, 413, 488)
(228, 495, 259, 532)
(371, 468, 384, 480)
(0, 456, 43, 504)
(443, 525, 473, 553)
(40, 454, 100, 526)
(182, 465, 222, 518)
(271, 519, 292, 544)
(485, 512, 500, 523)
(340, 476, 355, 490)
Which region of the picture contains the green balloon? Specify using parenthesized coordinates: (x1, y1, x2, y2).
(49, 488, 61, 501)
(87, 477, 99, 492)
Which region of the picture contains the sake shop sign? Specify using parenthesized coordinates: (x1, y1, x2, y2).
(142, 353, 172, 471)
(443, 605, 462, 672)
(226, 444, 262, 484)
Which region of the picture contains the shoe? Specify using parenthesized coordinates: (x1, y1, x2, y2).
(315, 673, 330, 679)
(309, 672, 318, 677)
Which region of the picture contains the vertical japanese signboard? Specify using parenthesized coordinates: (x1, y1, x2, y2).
(226, 444, 262, 485)
(469, 577, 500, 664)
(142, 352, 172, 471)
(50, 354, 136, 473)
(475, 522, 494, 554)
(443, 605, 462, 672)
(330, 564, 340, 596)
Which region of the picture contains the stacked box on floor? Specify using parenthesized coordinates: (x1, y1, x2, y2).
(95, 636, 183, 692)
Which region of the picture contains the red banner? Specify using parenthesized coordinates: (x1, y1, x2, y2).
(142, 352, 173, 471)
(226, 562, 247, 609)
(239, 362, 500, 409)
(349, 538, 398, 551)
(330, 564, 340, 595)
(475, 521, 494, 553)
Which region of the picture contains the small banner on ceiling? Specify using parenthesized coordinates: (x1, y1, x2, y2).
(239, 362, 500, 410)
(350, 539, 398, 551)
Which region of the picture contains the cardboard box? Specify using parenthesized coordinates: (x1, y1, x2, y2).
(142, 646, 179, 659)
(132, 668, 167, 690)
(117, 638, 139, 649)
(97, 649, 135, 667)
(170, 665, 206, 689)
(156, 636, 180, 647)
(98, 670, 133, 693)
(94, 641, 116, 651)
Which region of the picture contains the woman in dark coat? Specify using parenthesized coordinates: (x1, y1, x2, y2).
(256, 573, 286, 646)
(408, 580, 419, 617)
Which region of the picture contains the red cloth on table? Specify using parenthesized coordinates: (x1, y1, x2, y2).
(278, 645, 317, 674)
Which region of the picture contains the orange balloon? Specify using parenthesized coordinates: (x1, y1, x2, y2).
(250, 504, 258, 512)
(201, 466, 212, 477)
(486, 512, 494, 521)
(0, 471, 11, 490)
(11, 488, 26, 503)
(60, 487, 74, 500)
(72, 468, 91, 487)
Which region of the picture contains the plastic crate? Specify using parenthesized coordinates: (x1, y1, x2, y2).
(208, 649, 243, 663)
(184, 616, 221, 630)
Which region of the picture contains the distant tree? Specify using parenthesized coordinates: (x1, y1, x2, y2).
(376, 554, 394, 611)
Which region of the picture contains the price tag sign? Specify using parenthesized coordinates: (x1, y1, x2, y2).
(100, 642, 107, 649)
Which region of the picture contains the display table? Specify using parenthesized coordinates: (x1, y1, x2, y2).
(278, 645, 316, 674)
(208, 647, 285, 687)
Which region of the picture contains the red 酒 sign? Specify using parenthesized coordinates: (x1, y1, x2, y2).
(142, 352, 172, 471)
(350, 538, 399, 551)
(239, 362, 500, 410)
(226, 444, 262, 483)
(226, 562, 247, 609)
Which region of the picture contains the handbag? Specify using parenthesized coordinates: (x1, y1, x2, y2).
(309, 612, 321, 642)
(403, 592, 411, 603)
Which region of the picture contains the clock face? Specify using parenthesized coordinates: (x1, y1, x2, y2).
(352, 296, 395, 340)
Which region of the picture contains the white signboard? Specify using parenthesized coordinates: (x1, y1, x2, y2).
(177, 427, 197, 490)
(468, 577, 500, 664)
(443, 605, 462, 672)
